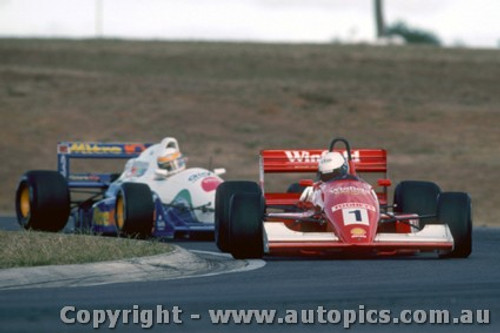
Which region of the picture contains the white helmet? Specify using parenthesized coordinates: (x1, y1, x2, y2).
(318, 152, 348, 182)
(156, 137, 186, 177)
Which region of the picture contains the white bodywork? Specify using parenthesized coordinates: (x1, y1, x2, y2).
(107, 137, 224, 224)
(264, 223, 453, 245)
(263, 212, 454, 255)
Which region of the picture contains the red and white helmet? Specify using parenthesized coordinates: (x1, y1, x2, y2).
(318, 152, 348, 182)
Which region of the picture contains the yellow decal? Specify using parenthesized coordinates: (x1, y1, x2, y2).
(93, 209, 111, 226)
(70, 143, 123, 154)
(351, 227, 367, 238)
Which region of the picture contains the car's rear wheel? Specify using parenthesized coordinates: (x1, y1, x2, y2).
(115, 183, 154, 238)
(393, 180, 441, 227)
(286, 182, 306, 194)
(284, 182, 308, 212)
(228, 192, 265, 259)
(15, 170, 70, 232)
(214, 181, 261, 252)
(437, 192, 472, 258)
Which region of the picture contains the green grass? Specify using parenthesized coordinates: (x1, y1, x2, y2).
(0, 230, 173, 269)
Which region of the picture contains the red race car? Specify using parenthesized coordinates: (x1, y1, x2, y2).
(215, 137, 472, 259)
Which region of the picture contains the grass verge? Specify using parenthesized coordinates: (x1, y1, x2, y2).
(0, 230, 173, 269)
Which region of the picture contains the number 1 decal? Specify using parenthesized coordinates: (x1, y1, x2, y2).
(348, 210, 362, 222)
(342, 208, 369, 226)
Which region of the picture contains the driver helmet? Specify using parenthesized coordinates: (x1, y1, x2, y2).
(156, 138, 186, 176)
(318, 152, 348, 182)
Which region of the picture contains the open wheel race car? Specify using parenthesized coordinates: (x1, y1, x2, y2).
(15, 137, 225, 238)
(215, 137, 472, 259)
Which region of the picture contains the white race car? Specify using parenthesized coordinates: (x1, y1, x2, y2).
(15, 137, 225, 238)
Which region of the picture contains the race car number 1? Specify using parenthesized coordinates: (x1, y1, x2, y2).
(342, 208, 369, 226)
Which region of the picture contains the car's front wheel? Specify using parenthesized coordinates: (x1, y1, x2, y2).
(214, 181, 261, 252)
(228, 192, 265, 259)
(437, 192, 472, 258)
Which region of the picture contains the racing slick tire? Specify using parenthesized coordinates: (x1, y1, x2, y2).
(284, 182, 307, 212)
(15, 170, 70, 232)
(393, 180, 441, 227)
(115, 183, 154, 239)
(437, 192, 472, 258)
(215, 181, 261, 252)
(228, 192, 265, 259)
(286, 183, 306, 194)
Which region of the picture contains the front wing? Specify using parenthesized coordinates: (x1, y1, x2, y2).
(264, 223, 454, 256)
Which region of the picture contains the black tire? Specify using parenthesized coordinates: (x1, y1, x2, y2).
(229, 192, 265, 259)
(215, 181, 261, 252)
(115, 183, 154, 238)
(287, 183, 306, 194)
(284, 182, 308, 212)
(437, 192, 472, 258)
(15, 170, 70, 232)
(393, 181, 441, 227)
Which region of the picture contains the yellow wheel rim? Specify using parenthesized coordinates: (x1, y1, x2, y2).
(116, 196, 125, 229)
(19, 185, 31, 218)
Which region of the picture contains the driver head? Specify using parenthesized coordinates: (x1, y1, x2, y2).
(318, 152, 348, 182)
(156, 138, 186, 177)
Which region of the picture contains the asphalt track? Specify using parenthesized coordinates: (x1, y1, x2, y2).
(1, 216, 499, 333)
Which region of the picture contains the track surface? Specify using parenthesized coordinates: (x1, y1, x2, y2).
(1, 216, 498, 332)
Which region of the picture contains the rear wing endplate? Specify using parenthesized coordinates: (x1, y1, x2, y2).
(57, 142, 152, 189)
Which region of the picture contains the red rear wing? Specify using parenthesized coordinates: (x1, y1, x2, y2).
(259, 149, 389, 206)
(260, 149, 387, 173)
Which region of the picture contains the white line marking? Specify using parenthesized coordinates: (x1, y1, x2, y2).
(190, 250, 233, 258)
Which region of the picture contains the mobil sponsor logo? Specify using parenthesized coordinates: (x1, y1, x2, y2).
(67, 143, 148, 155)
(69, 143, 124, 154)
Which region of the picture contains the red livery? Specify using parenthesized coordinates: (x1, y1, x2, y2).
(215, 137, 472, 259)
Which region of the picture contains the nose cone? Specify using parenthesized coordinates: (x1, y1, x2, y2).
(322, 180, 380, 244)
(328, 205, 377, 244)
